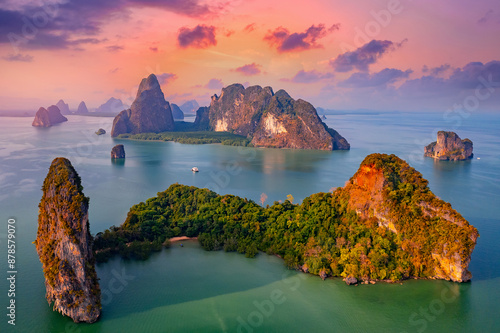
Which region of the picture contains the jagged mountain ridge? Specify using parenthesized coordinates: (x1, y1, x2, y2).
(196, 83, 350, 150)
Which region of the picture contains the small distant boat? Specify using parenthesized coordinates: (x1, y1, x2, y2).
(191, 167, 199, 172)
(477, 157, 480, 160)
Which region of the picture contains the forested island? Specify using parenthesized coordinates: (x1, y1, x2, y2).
(111, 74, 349, 151)
(94, 153, 478, 284)
(117, 130, 252, 146)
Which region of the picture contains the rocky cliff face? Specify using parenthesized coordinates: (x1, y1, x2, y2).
(111, 74, 175, 137)
(76, 101, 89, 114)
(171, 103, 184, 120)
(35, 158, 101, 323)
(56, 100, 71, 115)
(193, 107, 210, 130)
(425, 131, 473, 161)
(111, 144, 125, 159)
(198, 84, 349, 150)
(32, 105, 68, 127)
(343, 153, 478, 282)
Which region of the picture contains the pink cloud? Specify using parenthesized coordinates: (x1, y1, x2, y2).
(178, 25, 217, 49)
(233, 63, 262, 76)
(264, 24, 340, 53)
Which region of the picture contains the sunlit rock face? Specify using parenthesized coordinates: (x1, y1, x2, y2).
(344, 153, 478, 282)
(425, 131, 473, 161)
(199, 83, 350, 150)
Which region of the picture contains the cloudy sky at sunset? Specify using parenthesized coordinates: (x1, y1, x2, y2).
(1, 0, 499, 112)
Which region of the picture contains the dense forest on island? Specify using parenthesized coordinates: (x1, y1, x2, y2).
(94, 154, 478, 283)
(117, 130, 252, 146)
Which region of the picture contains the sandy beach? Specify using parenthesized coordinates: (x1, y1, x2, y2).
(169, 236, 198, 242)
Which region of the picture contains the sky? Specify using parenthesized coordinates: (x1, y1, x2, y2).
(0, 0, 499, 112)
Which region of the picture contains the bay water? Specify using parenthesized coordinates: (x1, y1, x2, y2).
(0, 111, 499, 332)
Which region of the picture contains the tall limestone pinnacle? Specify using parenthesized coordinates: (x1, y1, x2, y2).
(35, 158, 101, 323)
(111, 74, 175, 137)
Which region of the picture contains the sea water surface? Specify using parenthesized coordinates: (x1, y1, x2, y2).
(0, 112, 499, 332)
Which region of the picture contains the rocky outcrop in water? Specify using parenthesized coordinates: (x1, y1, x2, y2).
(171, 103, 184, 120)
(344, 154, 479, 282)
(424, 131, 473, 161)
(196, 84, 350, 150)
(35, 158, 101, 323)
(76, 101, 89, 114)
(56, 100, 71, 115)
(95, 129, 106, 135)
(111, 74, 175, 137)
(32, 105, 68, 127)
(111, 144, 125, 159)
(344, 276, 358, 285)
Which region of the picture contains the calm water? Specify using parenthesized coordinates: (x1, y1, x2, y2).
(0, 113, 499, 332)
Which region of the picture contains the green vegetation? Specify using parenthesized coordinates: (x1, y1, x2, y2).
(94, 154, 477, 282)
(117, 131, 252, 146)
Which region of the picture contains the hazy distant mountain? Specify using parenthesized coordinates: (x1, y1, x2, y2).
(76, 101, 89, 114)
(56, 100, 71, 115)
(179, 100, 199, 115)
(96, 97, 127, 114)
(170, 103, 184, 120)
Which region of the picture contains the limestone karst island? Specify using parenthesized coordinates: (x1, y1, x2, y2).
(111, 74, 350, 151)
(425, 131, 474, 161)
(3, 1, 499, 330)
(35, 158, 101, 323)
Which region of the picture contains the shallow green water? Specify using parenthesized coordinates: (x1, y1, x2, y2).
(0, 113, 499, 332)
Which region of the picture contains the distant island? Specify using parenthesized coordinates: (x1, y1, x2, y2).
(95, 97, 128, 114)
(425, 131, 473, 160)
(32, 105, 68, 127)
(94, 153, 478, 284)
(35, 158, 101, 323)
(56, 100, 71, 115)
(76, 101, 89, 114)
(111, 74, 349, 151)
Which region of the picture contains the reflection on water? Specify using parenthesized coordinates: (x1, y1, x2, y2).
(111, 158, 125, 167)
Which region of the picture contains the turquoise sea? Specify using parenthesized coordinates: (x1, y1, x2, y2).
(0, 112, 499, 332)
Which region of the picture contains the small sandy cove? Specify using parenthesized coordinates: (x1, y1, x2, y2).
(169, 236, 198, 242)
